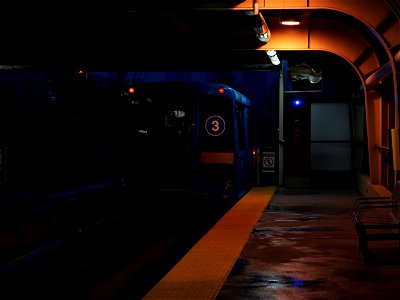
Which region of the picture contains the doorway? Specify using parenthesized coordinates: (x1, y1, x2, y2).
(280, 98, 353, 188)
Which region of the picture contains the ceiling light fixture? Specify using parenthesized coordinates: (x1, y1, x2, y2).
(281, 19, 300, 26)
(245, 11, 271, 43)
(255, 13, 271, 42)
(280, 12, 301, 26)
(266, 50, 280, 65)
(244, 8, 271, 43)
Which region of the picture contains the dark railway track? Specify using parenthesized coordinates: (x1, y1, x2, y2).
(1, 188, 240, 300)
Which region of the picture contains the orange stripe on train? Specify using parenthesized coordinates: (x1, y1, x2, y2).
(200, 152, 234, 164)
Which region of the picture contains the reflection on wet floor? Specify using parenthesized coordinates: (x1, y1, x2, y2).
(216, 188, 400, 300)
(223, 272, 324, 289)
(253, 225, 340, 236)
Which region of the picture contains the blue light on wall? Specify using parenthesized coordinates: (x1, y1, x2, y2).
(293, 99, 302, 106)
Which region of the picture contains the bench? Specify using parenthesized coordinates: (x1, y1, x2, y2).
(352, 181, 400, 261)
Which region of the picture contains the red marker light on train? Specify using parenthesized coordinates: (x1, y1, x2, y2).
(218, 87, 225, 94)
(128, 87, 135, 94)
(76, 69, 87, 78)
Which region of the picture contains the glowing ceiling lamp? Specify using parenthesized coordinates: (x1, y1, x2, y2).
(280, 12, 301, 26)
(281, 19, 300, 25)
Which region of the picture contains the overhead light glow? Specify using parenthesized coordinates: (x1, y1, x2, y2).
(280, 13, 301, 26)
(281, 20, 300, 25)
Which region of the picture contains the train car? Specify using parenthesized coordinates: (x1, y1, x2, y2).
(120, 81, 267, 201)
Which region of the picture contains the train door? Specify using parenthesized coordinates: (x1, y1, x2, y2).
(282, 95, 311, 188)
(281, 96, 353, 188)
(196, 94, 236, 198)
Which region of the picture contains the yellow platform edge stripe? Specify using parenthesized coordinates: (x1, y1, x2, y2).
(142, 186, 277, 300)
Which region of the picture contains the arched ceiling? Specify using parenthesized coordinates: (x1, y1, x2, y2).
(0, 0, 398, 75)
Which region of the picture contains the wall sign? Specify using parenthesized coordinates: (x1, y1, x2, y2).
(262, 151, 275, 172)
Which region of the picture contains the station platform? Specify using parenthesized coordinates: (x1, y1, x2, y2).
(142, 186, 400, 299)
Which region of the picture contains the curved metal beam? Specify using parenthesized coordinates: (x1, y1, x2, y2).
(365, 62, 392, 88)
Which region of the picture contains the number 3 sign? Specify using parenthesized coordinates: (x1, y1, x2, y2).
(205, 115, 225, 136)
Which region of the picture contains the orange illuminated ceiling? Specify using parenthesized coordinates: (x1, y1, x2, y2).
(116, 1, 399, 76)
(192, 0, 399, 78)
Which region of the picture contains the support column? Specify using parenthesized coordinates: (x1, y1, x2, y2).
(365, 90, 383, 184)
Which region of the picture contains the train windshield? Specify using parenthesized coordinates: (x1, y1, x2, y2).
(129, 92, 192, 190)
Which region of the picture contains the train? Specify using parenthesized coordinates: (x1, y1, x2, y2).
(0, 71, 277, 268)
(0, 71, 277, 201)
(118, 80, 277, 201)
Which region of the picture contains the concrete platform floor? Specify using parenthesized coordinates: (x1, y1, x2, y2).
(216, 187, 400, 300)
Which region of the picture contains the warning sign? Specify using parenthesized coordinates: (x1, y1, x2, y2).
(262, 151, 275, 173)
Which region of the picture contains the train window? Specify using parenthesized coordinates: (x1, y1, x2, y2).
(164, 109, 187, 139)
(165, 110, 185, 125)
